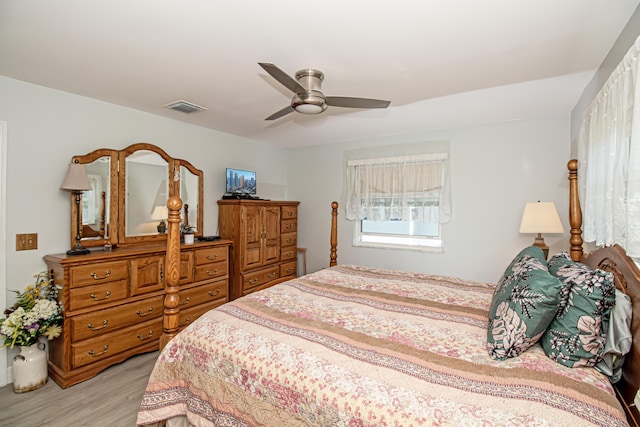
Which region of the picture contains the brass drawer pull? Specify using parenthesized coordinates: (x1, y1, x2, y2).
(87, 320, 108, 331)
(208, 289, 220, 297)
(179, 297, 190, 306)
(249, 278, 259, 285)
(90, 270, 111, 280)
(90, 291, 111, 301)
(136, 307, 154, 317)
(286, 238, 294, 244)
(88, 345, 109, 357)
(206, 254, 219, 260)
(285, 224, 292, 229)
(179, 317, 191, 327)
(286, 268, 294, 273)
(285, 252, 293, 257)
(287, 211, 294, 216)
(137, 331, 153, 341)
(267, 272, 277, 278)
(206, 269, 219, 276)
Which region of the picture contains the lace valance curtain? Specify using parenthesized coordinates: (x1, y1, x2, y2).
(578, 35, 640, 257)
(345, 153, 451, 223)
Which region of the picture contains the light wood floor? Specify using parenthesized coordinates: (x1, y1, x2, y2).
(0, 351, 158, 427)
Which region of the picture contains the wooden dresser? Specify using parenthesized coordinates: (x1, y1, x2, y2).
(44, 239, 231, 388)
(218, 200, 299, 300)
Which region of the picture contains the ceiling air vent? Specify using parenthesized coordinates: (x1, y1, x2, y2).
(164, 100, 207, 114)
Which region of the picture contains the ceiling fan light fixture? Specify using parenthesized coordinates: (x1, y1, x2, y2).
(294, 103, 325, 114)
(292, 92, 326, 115)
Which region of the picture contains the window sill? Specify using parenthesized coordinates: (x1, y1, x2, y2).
(353, 240, 444, 254)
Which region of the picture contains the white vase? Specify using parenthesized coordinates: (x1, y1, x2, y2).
(184, 233, 195, 244)
(13, 342, 48, 393)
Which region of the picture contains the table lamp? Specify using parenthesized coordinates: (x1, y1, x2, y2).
(61, 162, 92, 255)
(519, 201, 565, 259)
(151, 205, 168, 233)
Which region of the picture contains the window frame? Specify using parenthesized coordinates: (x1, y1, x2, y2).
(346, 148, 449, 253)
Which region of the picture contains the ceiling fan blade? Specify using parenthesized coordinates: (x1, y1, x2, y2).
(258, 63, 306, 94)
(265, 105, 295, 121)
(325, 96, 390, 109)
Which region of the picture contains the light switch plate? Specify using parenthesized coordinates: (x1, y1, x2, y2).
(16, 233, 38, 251)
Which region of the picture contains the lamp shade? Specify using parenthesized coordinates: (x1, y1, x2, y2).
(519, 201, 565, 234)
(60, 163, 91, 191)
(151, 205, 169, 220)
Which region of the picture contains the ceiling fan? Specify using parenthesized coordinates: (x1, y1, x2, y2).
(258, 62, 391, 121)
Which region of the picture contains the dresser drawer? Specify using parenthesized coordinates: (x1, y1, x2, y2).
(69, 261, 129, 288)
(281, 246, 296, 261)
(281, 205, 297, 220)
(69, 280, 128, 311)
(177, 280, 228, 310)
(280, 261, 297, 278)
(71, 295, 164, 341)
(194, 260, 228, 282)
(281, 219, 297, 233)
(71, 317, 162, 369)
(281, 232, 297, 247)
(194, 246, 227, 265)
(242, 265, 279, 294)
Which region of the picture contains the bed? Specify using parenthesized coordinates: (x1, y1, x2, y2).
(137, 160, 640, 426)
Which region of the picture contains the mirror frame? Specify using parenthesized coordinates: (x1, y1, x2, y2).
(175, 158, 204, 238)
(69, 149, 118, 249)
(118, 143, 174, 245)
(69, 143, 204, 248)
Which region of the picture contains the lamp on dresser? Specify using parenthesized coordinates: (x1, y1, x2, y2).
(61, 162, 92, 255)
(519, 201, 565, 259)
(151, 205, 168, 233)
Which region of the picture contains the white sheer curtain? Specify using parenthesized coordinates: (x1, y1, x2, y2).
(578, 35, 640, 258)
(345, 153, 451, 223)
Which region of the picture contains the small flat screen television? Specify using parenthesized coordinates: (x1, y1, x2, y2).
(226, 168, 257, 195)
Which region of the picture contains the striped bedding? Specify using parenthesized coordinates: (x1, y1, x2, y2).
(137, 265, 628, 427)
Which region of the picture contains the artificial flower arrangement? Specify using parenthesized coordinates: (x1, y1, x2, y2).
(0, 272, 63, 348)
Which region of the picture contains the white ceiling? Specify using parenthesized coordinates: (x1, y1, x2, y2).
(1, 1, 638, 148)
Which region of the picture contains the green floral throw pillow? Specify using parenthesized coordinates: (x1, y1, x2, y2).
(540, 252, 615, 368)
(487, 246, 563, 360)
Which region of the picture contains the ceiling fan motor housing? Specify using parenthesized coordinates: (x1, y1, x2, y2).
(292, 69, 327, 114)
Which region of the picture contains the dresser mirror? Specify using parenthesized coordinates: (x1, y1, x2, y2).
(68, 143, 203, 249)
(69, 149, 118, 249)
(179, 160, 203, 229)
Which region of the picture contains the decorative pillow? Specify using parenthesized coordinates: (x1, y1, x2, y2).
(487, 246, 563, 360)
(540, 252, 616, 368)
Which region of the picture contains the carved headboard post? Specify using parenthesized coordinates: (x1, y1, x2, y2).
(568, 160, 584, 261)
(159, 196, 183, 350)
(330, 201, 338, 267)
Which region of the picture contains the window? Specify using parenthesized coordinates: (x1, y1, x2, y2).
(578, 34, 640, 258)
(345, 149, 450, 252)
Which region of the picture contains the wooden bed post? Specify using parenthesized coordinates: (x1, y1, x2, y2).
(159, 196, 182, 351)
(330, 201, 338, 267)
(568, 159, 583, 261)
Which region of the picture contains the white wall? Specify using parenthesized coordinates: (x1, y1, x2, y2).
(288, 114, 571, 283)
(0, 76, 289, 380)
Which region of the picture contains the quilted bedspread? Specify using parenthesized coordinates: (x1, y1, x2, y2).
(137, 265, 628, 427)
